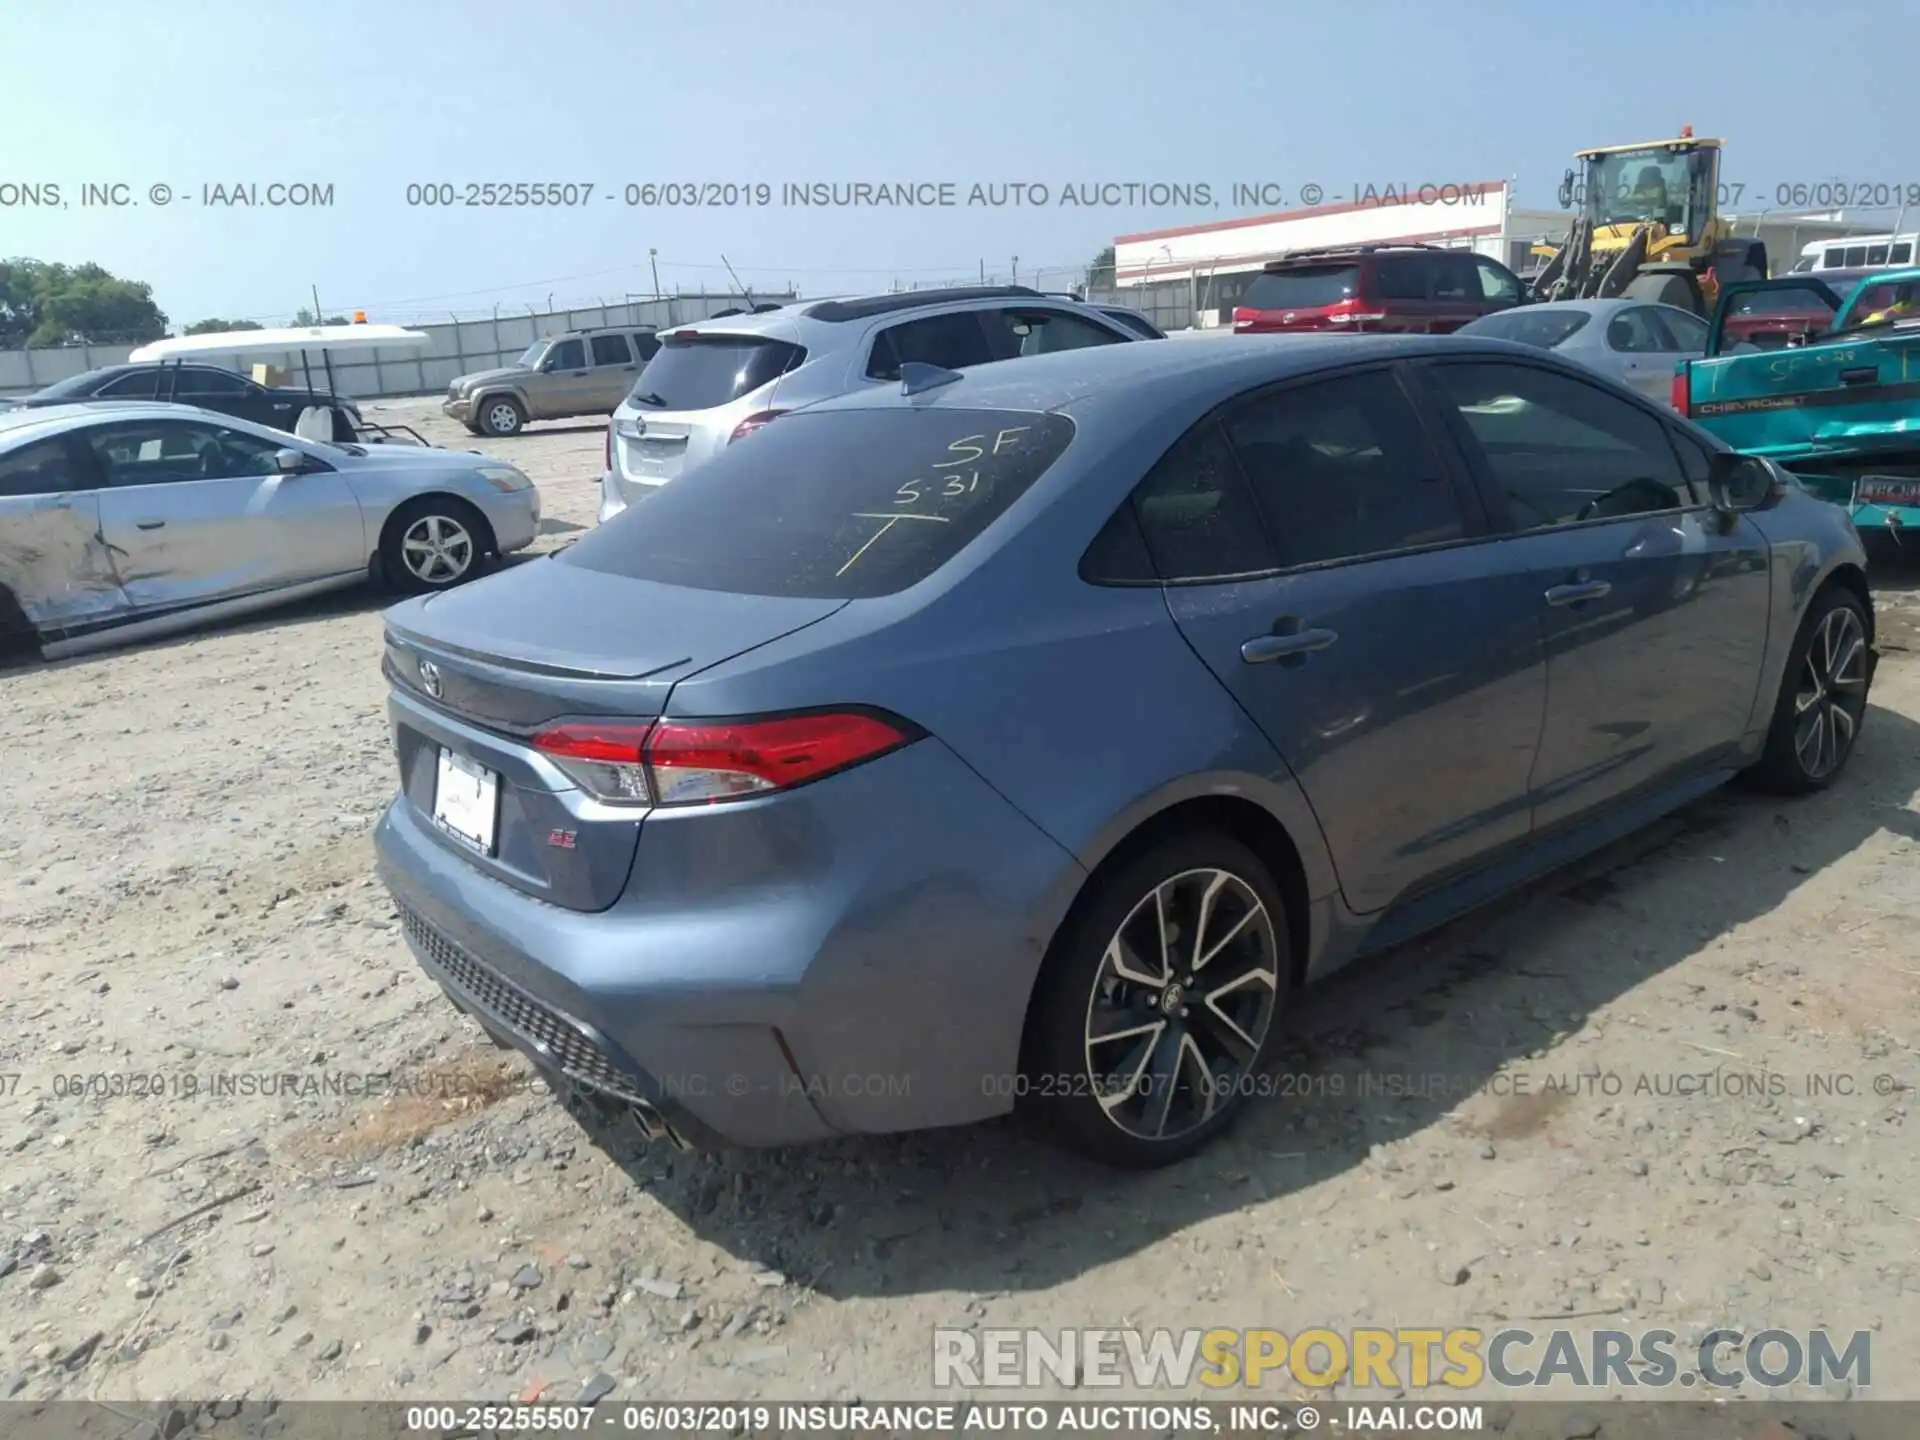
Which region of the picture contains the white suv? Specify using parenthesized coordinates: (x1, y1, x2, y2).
(597, 286, 1150, 521)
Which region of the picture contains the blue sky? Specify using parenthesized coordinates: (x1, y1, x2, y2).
(3, 0, 1911, 327)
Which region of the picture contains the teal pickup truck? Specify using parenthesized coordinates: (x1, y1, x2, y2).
(1677, 266, 1920, 538)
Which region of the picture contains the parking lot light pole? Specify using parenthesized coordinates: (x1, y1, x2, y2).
(649, 249, 661, 300)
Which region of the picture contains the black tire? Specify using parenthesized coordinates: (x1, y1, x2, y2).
(476, 394, 526, 437)
(379, 496, 495, 595)
(1023, 830, 1292, 1168)
(1745, 586, 1873, 794)
(462, 422, 485, 437)
(1624, 272, 1699, 311)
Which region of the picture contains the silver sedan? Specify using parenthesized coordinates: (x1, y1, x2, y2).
(0, 401, 541, 661)
(1457, 298, 1709, 404)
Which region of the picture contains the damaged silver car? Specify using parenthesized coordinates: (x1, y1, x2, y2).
(0, 402, 541, 663)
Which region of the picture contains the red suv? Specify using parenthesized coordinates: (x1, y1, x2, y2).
(1232, 244, 1527, 334)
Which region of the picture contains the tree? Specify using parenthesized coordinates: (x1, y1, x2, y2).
(184, 318, 265, 335)
(1085, 246, 1116, 292)
(0, 258, 168, 347)
(292, 307, 349, 326)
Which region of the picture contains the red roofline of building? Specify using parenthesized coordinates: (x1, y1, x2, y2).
(1113, 180, 1512, 246)
(1114, 219, 1507, 279)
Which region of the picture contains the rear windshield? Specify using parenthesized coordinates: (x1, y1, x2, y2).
(1461, 309, 1590, 348)
(628, 334, 805, 411)
(559, 408, 1075, 599)
(1730, 286, 1839, 315)
(1240, 265, 1360, 311)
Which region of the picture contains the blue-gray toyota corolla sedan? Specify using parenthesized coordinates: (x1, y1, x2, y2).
(374, 334, 1876, 1167)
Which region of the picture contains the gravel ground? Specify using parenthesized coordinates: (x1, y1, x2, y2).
(4, 397, 1920, 1408)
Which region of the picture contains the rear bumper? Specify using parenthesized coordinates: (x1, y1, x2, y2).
(372, 737, 1082, 1148)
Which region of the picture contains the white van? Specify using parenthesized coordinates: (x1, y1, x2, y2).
(1788, 233, 1918, 273)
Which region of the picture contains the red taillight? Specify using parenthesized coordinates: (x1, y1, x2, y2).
(729, 409, 786, 443)
(1671, 363, 1690, 414)
(1323, 297, 1387, 327)
(530, 711, 915, 806)
(1232, 306, 1256, 329)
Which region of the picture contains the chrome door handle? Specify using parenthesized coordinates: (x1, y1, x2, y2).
(1545, 580, 1610, 606)
(135, 519, 166, 530)
(1241, 628, 1338, 664)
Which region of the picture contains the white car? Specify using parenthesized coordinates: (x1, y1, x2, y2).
(0, 402, 541, 661)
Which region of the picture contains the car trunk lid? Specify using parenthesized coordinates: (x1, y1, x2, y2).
(382, 562, 847, 909)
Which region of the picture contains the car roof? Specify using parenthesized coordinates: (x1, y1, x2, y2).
(650, 286, 1084, 343)
(1482, 298, 1653, 316)
(792, 333, 1550, 418)
(0, 399, 250, 441)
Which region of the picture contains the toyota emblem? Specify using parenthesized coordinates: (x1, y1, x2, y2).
(418, 660, 442, 698)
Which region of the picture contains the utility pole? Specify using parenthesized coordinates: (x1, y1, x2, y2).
(648, 248, 661, 300)
(310, 284, 323, 325)
(1011, 256, 1018, 285)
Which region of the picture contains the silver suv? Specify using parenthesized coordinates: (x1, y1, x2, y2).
(447, 326, 660, 438)
(598, 286, 1151, 520)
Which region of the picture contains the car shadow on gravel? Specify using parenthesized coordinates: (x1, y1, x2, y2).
(557, 699, 1920, 1301)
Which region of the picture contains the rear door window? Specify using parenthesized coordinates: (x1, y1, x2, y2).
(1430, 255, 1476, 302)
(1127, 423, 1277, 581)
(589, 334, 632, 366)
(866, 312, 996, 379)
(559, 408, 1075, 599)
(1374, 255, 1430, 301)
(1606, 308, 1669, 353)
(97, 371, 160, 398)
(1223, 369, 1467, 566)
(1240, 265, 1361, 310)
(629, 334, 806, 410)
(0, 438, 85, 498)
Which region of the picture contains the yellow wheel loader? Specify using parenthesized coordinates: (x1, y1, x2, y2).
(1529, 128, 1767, 316)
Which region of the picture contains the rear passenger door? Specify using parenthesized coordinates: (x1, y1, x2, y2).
(1143, 364, 1548, 915)
(586, 333, 640, 410)
(0, 434, 127, 638)
(1417, 358, 1771, 831)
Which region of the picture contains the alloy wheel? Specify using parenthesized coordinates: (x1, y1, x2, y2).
(1793, 604, 1868, 780)
(1083, 867, 1280, 1142)
(401, 514, 476, 585)
(485, 401, 522, 435)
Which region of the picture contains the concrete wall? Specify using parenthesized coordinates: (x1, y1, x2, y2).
(0, 292, 798, 399)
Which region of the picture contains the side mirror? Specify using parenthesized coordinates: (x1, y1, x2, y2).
(275, 448, 306, 474)
(1557, 168, 1575, 210)
(1707, 452, 1772, 512)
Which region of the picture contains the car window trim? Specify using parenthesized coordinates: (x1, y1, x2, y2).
(1108, 360, 1494, 587)
(1410, 354, 1712, 535)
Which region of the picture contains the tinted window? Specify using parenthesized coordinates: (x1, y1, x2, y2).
(630, 335, 805, 410)
(559, 409, 1073, 599)
(1101, 309, 1163, 339)
(1374, 255, 1429, 301)
(589, 334, 632, 366)
(867, 313, 995, 378)
(97, 371, 160, 398)
(984, 309, 1125, 359)
(631, 332, 660, 361)
(81, 419, 284, 485)
(1431, 362, 1689, 529)
(1461, 308, 1590, 348)
(1475, 258, 1523, 305)
(1654, 309, 1709, 352)
(1224, 370, 1465, 566)
(175, 368, 250, 396)
(1895, 243, 1914, 263)
(1241, 265, 1360, 310)
(1129, 423, 1275, 581)
(1429, 255, 1474, 302)
(1606, 308, 1669, 353)
(547, 339, 587, 370)
(1869, 245, 1891, 265)
(0, 438, 81, 498)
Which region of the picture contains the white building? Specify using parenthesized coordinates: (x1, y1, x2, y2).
(1107, 182, 1893, 329)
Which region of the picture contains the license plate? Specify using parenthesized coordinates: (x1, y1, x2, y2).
(432, 747, 498, 854)
(1857, 477, 1920, 505)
